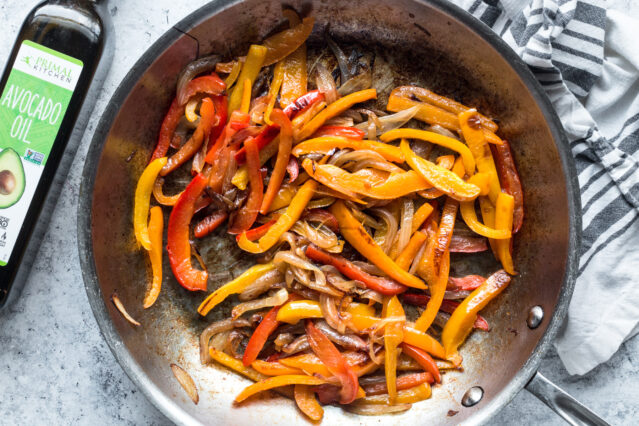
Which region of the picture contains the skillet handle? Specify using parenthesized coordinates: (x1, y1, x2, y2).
(525, 372, 609, 426)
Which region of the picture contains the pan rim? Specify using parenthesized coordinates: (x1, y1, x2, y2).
(77, 1, 581, 425)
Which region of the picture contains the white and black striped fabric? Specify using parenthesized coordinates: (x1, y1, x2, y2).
(450, 0, 639, 375)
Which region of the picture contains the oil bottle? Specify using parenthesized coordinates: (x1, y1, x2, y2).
(0, 0, 113, 308)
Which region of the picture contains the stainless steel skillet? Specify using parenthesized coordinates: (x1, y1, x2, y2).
(78, 0, 607, 424)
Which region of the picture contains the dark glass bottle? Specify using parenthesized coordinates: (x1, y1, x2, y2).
(0, 0, 113, 308)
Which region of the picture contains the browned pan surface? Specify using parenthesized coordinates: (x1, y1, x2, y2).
(78, 1, 580, 424)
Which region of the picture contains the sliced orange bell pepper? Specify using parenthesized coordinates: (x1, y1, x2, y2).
(414, 251, 449, 333)
(265, 184, 296, 212)
(401, 139, 480, 202)
(391, 86, 498, 131)
(276, 299, 323, 324)
(433, 197, 458, 271)
(402, 326, 447, 360)
(198, 263, 276, 315)
(235, 375, 326, 403)
(411, 202, 435, 233)
(387, 90, 502, 144)
(143, 206, 163, 309)
(467, 172, 491, 196)
(296, 89, 377, 141)
(294, 384, 323, 421)
(459, 109, 501, 203)
(303, 160, 432, 200)
(251, 360, 304, 376)
(134, 156, 167, 250)
(237, 179, 317, 253)
(261, 17, 315, 66)
(459, 200, 511, 239)
(495, 193, 517, 274)
(228, 44, 267, 112)
(152, 177, 182, 206)
(330, 200, 426, 289)
(381, 128, 475, 175)
(442, 270, 511, 357)
(383, 295, 405, 401)
(261, 109, 293, 214)
(293, 136, 403, 163)
(279, 16, 307, 109)
(357, 382, 431, 405)
(395, 231, 428, 271)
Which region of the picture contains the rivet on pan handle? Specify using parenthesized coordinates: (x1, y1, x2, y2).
(525, 372, 610, 426)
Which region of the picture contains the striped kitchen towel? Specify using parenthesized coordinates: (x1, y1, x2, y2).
(450, 0, 639, 375)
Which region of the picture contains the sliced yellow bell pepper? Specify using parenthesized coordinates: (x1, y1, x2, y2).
(264, 62, 284, 125)
(134, 157, 167, 250)
(467, 172, 491, 196)
(237, 180, 317, 253)
(479, 196, 499, 255)
(279, 353, 332, 377)
(296, 89, 377, 141)
(228, 44, 267, 112)
(209, 348, 268, 382)
(232, 136, 281, 190)
(198, 263, 276, 315)
(495, 193, 516, 274)
(381, 128, 475, 175)
(459, 109, 501, 204)
(400, 139, 480, 202)
(386, 92, 502, 144)
(239, 78, 252, 114)
(330, 200, 426, 289)
(279, 45, 307, 109)
(442, 270, 511, 357)
(356, 382, 431, 405)
(266, 185, 296, 212)
(383, 295, 405, 401)
(235, 375, 326, 403)
(223, 59, 242, 89)
(275, 299, 323, 324)
(294, 384, 323, 421)
(251, 360, 304, 376)
(459, 200, 510, 239)
(143, 206, 163, 309)
(293, 136, 404, 163)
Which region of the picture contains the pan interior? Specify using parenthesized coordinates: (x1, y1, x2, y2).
(83, 0, 575, 424)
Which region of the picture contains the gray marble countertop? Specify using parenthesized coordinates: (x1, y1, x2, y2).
(0, 1, 636, 425)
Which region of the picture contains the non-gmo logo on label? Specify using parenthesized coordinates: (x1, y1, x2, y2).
(24, 148, 44, 165)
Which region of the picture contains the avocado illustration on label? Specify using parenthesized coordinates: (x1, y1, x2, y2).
(0, 148, 26, 209)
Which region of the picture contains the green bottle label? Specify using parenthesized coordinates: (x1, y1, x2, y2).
(0, 41, 83, 266)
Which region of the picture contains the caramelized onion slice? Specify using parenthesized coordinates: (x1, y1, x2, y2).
(111, 293, 140, 326)
(171, 363, 199, 404)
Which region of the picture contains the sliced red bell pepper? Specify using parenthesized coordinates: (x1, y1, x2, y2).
(151, 97, 183, 161)
(302, 209, 339, 232)
(401, 343, 441, 383)
(449, 234, 488, 253)
(260, 109, 293, 214)
(242, 305, 281, 366)
(490, 139, 524, 233)
(206, 111, 250, 193)
(228, 137, 263, 234)
(208, 95, 228, 150)
(311, 125, 365, 140)
(235, 219, 277, 242)
(177, 73, 226, 106)
(401, 293, 490, 331)
(447, 275, 486, 291)
(305, 245, 406, 295)
(194, 211, 228, 238)
(234, 90, 326, 164)
(305, 320, 359, 404)
(167, 174, 209, 291)
(283, 89, 325, 118)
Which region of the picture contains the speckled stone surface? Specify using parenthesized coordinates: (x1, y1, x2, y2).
(0, 1, 636, 425)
